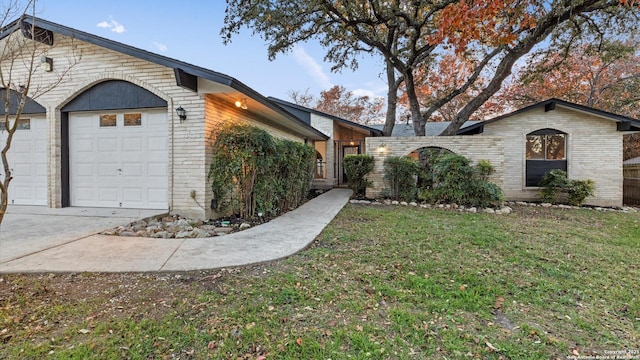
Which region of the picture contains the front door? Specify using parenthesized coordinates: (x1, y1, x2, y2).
(341, 145, 360, 184)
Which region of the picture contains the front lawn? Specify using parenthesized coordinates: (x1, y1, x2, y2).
(1, 204, 638, 359)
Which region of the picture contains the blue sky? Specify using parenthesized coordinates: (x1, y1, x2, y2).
(34, 0, 388, 102)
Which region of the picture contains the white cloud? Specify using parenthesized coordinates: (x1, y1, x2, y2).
(351, 88, 377, 98)
(152, 41, 168, 52)
(97, 18, 126, 34)
(292, 45, 333, 89)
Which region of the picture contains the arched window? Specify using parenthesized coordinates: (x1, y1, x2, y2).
(525, 128, 567, 186)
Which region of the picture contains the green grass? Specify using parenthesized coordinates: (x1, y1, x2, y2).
(1, 204, 638, 359)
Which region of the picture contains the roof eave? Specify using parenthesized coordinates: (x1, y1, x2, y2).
(269, 97, 383, 136)
(7, 17, 327, 141)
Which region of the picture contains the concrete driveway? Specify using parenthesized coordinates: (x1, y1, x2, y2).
(0, 206, 166, 264)
(0, 189, 352, 273)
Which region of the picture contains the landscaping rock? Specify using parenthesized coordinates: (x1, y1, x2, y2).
(119, 231, 137, 237)
(175, 230, 195, 239)
(466, 207, 477, 213)
(409, 202, 418, 207)
(541, 203, 552, 208)
(483, 208, 495, 214)
(152, 231, 171, 239)
(239, 223, 251, 230)
(349, 199, 359, 204)
(391, 200, 399, 205)
(193, 228, 212, 238)
(214, 227, 234, 235)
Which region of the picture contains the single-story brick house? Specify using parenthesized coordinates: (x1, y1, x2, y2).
(0, 17, 327, 219)
(364, 99, 640, 207)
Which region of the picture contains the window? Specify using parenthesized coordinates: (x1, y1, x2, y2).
(525, 129, 567, 187)
(526, 133, 565, 160)
(0, 118, 30, 130)
(17, 119, 30, 130)
(124, 113, 142, 126)
(99, 114, 116, 127)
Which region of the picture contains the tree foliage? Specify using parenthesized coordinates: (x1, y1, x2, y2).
(497, 37, 640, 159)
(209, 121, 315, 218)
(222, 0, 639, 137)
(290, 85, 384, 124)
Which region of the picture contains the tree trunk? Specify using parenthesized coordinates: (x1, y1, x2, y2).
(403, 71, 426, 136)
(382, 60, 401, 136)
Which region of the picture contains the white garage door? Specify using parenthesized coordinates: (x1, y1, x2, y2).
(69, 109, 168, 209)
(0, 117, 47, 205)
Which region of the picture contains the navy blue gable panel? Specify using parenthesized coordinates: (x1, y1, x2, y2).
(281, 106, 311, 125)
(61, 80, 167, 112)
(0, 88, 47, 115)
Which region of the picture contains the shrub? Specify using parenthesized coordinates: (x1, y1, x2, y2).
(382, 156, 420, 201)
(418, 154, 503, 207)
(538, 170, 595, 206)
(343, 154, 375, 197)
(567, 179, 595, 206)
(209, 122, 315, 218)
(538, 169, 568, 203)
(476, 159, 496, 181)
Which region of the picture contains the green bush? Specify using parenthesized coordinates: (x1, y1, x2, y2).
(208, 122, 315, 218)
(538, 170, 595, 206)
(476, 159, 496, 181)
(382, 156, 420, 201)
(538, 169, 568, 203)
(567, 179, 595, 206)
(418, 154, 503, 208)
(343, 154, 375, 197)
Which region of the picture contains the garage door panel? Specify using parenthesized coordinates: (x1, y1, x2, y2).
(123, 137, 142, 151)
(122, 163, 142, 176)
(12, 140, 32, 153)
(12, 185, 33, 200)
(148, 136, 167, 151)
(0, 117, 47, 205)
(97, 162, 119, 176)
(147, 188, 168, 207)
(148, 162, 167, 176)
(98, 137, 118, 152)
(99, 188, 119, 202)
(69, 110, 167, 209)
(12, 163, 32, 176)
(74, 138, 94, 152)
(35, 162, 47, 176)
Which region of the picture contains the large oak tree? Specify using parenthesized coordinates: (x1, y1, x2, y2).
(222, 0, 639, 136)
(498, 37, 640, 159)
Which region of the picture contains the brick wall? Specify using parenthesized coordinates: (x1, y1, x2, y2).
(481, 107, 623, 207)
(310, 114, 335, 182)
(2, 31, 309, 219)
(365, 136, 504, 198)
(203, 95, 306, 219)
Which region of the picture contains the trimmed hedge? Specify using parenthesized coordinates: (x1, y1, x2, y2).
(209, 122, 315, 218)
(343, 154, 375, 197)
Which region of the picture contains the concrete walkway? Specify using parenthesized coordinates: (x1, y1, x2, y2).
(0, 189, 352, 273)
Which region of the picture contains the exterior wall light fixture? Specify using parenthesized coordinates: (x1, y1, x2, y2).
(235, 98, 248, 110)
(176, 106, 187, 122)
(40, 56, 53, 72)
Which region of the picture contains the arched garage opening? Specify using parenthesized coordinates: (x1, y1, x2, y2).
(0, 89, 47, 205)
(60, 80, 169, 209)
